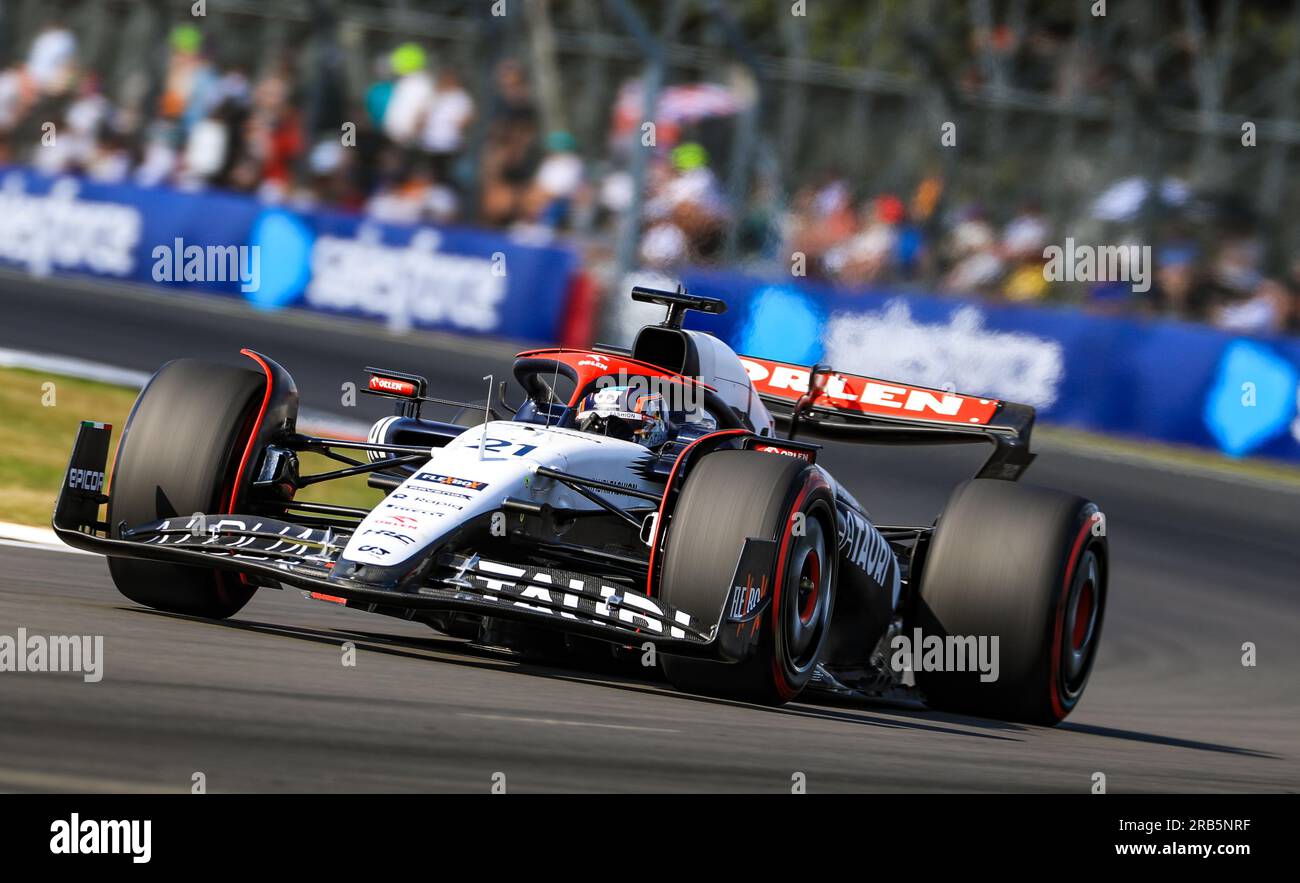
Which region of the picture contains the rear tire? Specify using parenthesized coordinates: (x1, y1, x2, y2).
(659, 450, 835, 704)
(107, 359, 265, 619)
(914, 479, 1107, 725)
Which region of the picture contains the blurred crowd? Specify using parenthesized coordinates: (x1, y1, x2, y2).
(0, 22, 590, 232)
(782, 173, 1300, 336)
(2, 17, 1298, 338)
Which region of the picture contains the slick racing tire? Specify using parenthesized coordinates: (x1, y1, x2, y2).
(913, 479, 1107, 726)
(107, 359, 265, 619)
(659, 450, 835, 705)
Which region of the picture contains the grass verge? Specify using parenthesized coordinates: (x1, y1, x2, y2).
(0, 367, 379, 527)
(1035, 424, 1300, 489)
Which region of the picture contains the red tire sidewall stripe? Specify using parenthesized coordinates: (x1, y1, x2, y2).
(1049, 513, 1098, 721)
(228, 350, 274, 514)
(222, 350, 274, 592)
(768, 471, 830, 702)
(643, 429, 752, 597)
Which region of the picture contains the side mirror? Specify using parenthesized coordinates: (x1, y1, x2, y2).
(789, 363, 832, 440)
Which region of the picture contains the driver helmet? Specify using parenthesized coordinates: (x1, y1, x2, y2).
(576, 385, 669, 449)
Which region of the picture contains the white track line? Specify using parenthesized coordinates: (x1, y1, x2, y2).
(0, 347, 151, 387)
(0, 767, 178, 794)
(0, 521, 62, 545)
(0, 538, 90, 556)
(0, 522, 91, 555)
(0, 539, 90, 556)
(458, 712, 680, 734)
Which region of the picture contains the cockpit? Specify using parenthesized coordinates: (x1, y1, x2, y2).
(510, 348, 724, 451)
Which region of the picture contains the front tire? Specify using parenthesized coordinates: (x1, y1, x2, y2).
(913, 479, 1107, 725)
(107, 359, 266, 619)
(659, 450, 835, 704)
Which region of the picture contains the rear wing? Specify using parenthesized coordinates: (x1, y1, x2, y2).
(738, 356, 1035, 480)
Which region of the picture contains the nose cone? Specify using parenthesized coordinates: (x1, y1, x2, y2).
(334, 423, 559, 586)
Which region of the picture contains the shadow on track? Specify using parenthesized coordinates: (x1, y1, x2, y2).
(127, 606, 1278, 757)
(1056, 722, 1280, 759)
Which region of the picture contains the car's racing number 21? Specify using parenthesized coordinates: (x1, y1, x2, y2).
(475, 437, 538, 457)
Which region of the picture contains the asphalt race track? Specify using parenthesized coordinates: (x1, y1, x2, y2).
(1, 274, 1298, 792)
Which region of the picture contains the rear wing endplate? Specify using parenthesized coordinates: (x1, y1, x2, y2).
(738, 356, 1035, 480)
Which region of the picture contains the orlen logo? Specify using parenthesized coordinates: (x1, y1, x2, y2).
(753, 444, 812, 461)
(369, 375, 416, 396)
(68, 469, 105, 492)
(373, 514, 420, 528)
(739, 357, 998, 425)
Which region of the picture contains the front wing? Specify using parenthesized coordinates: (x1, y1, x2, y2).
(52, 422, 717, 655)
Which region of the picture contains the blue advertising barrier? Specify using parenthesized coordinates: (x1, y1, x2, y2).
(5, 166, 1297, 461)
(0, 167, 577, 343)
(671, 269, 1300, 463)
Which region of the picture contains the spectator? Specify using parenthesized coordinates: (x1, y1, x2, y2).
(1286, 257, 1300, 334)
(420, 66, 475, 178)
(827, 194, 905, 286)
(1, 12, 1295, 342)
(365, 159, 458, 225)
(182, 103, 231, 185)
(640, 142, 728, 266)
(787, 172, 857, 280)
(26, 18, 77, 95)
(29, 110, 74, 174)
(134, 122, 179, 187)
(524, 130, 584, 229)
(382, 43, 433, 146)
(480, 105, 541, 226)
(1211, 275, 1288, 334)
(244, 68, 302, 198)
(1001, 201, 1052, 301)
(1212, 280, 1288, 334)
(86, 128, 130, 182)
(158, 26, 218, 141)
(215, 65, 252, 108)
(364, 55, 395, 129)
(488, 59, 536, 131)
(943, 207, 1004, 295)
(0, 66, 29, 161)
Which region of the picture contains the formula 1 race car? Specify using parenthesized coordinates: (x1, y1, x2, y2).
(53, 286, 1107, 724)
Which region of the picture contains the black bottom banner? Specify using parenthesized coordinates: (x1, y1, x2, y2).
(2, 794, 1285, 868)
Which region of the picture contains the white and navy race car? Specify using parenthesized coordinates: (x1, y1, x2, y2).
(54, 287, 1107, 723)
